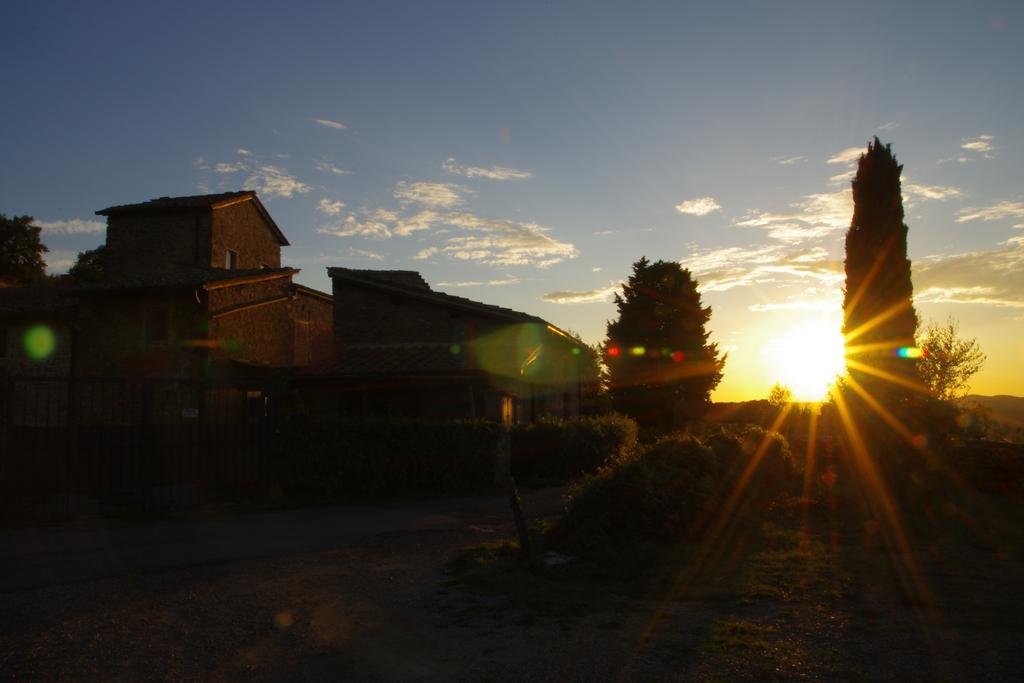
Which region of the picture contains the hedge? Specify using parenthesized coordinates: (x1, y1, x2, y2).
(510, 414, 639, 481)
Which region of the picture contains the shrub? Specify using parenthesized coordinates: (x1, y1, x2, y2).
(707, 426, 800, 504)
(279, 418, 504, 497)
(553, 434, 719, 556)
(551, 428, 801, 562)
(511, 413, 638, 481)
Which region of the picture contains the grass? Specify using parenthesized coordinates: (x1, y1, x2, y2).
(446, 481, 1024, 679)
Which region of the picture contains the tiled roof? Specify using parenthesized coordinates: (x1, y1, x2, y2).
(328, 267, 545, 325)
(96, 191, 289, 246)
(0, 287, 77, 315)
(72, 265, 297, 292)
(96, 191, 254, 215)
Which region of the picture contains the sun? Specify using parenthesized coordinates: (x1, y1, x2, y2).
(765, 321, 846, 402)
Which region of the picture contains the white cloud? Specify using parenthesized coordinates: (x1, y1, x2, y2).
(44, 249, 76, 274)
(393, 210, 440, 236)
(915, 236, 1024, 307)
(242, 165, 312, 199)
(829, 170, 855, 186)
(314, 160, 350, 176)
(214, 162, 243, 174)
(192, 157, 208, 170)
(675, 197, 721, 216)
(237, 148, 252, 156)
(346, 247, 384, 261)
(735, 190, 852, 243)
(414, 247, 439, 260)
(827, 146, 864, 165)
(317, 199, 346, 216)
(749, 297, 842, 312)
(956, 201, 1024, 223)
(394, 181, 464, 208)
(423, 214, 581, 266)
(443, 157, 532, 180)
(317, 213, 391, 239)
(435, 212, 577, 267)
(437, 277, 521, 287)
(902, 180, 963, 203)
(36, 218, 105, 235)
(961, 134, 994, 153)
(685, 244, 842, 293)
(878, 122, 900, 131)
(313, 118, 347, 130)
(771, 155, 806, 166)
(542, 283, 622, 304)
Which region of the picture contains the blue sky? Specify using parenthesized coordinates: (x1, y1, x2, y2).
(3, 0, 1022, 399)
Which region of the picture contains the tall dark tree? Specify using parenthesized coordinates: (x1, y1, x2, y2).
(842, 138, 919, 402)
(603, 258, 725, 432)
(0, 214, 48, 284)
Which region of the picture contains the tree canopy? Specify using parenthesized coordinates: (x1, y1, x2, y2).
(603, 258, 724, 432)
(68, 245, 108, 283)
(917, 318, 986, 402)
(0, 213, 48, 284)
(841, 138, 919, 401)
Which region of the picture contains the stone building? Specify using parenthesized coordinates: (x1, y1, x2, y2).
(298, 268, 590, 424)
(0, 192, 333, 424)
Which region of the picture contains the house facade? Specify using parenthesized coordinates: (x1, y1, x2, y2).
(298, 268, 589, 424)
(0, 192, 333, 426)
(2, 191, 587, 427)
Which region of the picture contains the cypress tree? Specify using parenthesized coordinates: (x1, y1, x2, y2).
(842, 138, 919, 402)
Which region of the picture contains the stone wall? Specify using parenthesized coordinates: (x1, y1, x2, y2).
(211, 200, 282, 269)
(105, 211, 210, 271)
(73, 292, 204, 377)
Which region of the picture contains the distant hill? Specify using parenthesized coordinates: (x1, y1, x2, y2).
(964, 395, 1024, 442)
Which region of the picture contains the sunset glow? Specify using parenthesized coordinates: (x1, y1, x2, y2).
(764, 321, 846, 401)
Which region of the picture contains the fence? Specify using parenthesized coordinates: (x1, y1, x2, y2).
(0, 375, 279, 518)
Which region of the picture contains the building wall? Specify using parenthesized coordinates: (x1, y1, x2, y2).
(329, 278, 582, 421)
(105, 211, 210, 271)
(332, 284, 455, 347)
(211, 200, 282, 269)
(291, 290, 334, 367)
(73, 292, 204, 377)
(207, 278, 295, 367)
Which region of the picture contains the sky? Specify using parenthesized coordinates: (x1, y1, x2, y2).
(2, 0, 1022, 401)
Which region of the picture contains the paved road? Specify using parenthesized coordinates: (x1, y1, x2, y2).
(0, 487, 564, 592)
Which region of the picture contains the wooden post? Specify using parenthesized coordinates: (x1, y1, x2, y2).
(509, 476, 531, 559)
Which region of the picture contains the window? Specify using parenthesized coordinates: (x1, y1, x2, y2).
(144, 305, 169, 345)
(225, 249, 238, 270)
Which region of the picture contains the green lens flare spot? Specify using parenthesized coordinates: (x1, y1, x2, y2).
(23, 325, 57, 360)
(449, 344, 462, 355)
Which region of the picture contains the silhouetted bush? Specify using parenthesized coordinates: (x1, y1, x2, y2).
(707, 425, 800, 503)
(553, 434, 718, 557)
(279, 418, 504, 497)
(510, 413, 638, 481)
(550, 428, 801, 563)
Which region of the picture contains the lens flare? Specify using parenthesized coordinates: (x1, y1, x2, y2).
(23, 325, 57, 361)
(896, 346, 925, 358)
(630, 346, 646, 356)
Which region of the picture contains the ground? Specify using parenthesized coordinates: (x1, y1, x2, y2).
(1, 489, 1022, 681)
